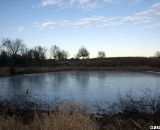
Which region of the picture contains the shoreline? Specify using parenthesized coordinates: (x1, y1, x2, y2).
(0, 66, 160, 77)
(0, 98, 159, 129)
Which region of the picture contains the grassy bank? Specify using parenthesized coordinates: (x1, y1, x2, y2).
(1, 57, 160, 76)
(1, 66, 160, 77)
(0, 89, 160, 130)
(0, 100, 159, 130)
(0, 101, 97, 130)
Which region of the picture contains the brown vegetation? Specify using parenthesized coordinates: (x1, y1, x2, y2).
(0, 88, 160, 130)
(0, 101, 97, 130)
(1, 65, 160, 77)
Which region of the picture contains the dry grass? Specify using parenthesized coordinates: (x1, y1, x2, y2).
(101, 118, 152, 130)
(0, 67, 10, 76)
(0, 67, 80, 76)
(1, 66, 160, 77)
(0, 99, 158, 130)
(0, 89, 159, 130)
(0, 101, 97, 130)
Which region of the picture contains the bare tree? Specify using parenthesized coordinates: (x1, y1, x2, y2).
(0, 39, 8, 53)
(76, 47, 89, 59)
(98, 51, 106, 58)
(3, 38, 26, 75)
(155, 51, 160, 58)
(0, 39, 6, 49)
(59, 50, 69, 60)
(50, 45, 60, 60)
(0, 43, 3, 49)
(50, 45, 68, 60)
(34, 46, 46, 60)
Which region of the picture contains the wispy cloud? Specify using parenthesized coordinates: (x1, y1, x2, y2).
(15, 26, 25, 32)
(35, 16, 122, 29)
(34, 1, 160, 29)
(104, 0, 147, 4)
(68, 16, 109, 27)
(35, 21, 58, 30)
(41, 0, 62, 7)
(122, 1, 160, 23)
(70, 16, 122, 27)
(34, 0, 96, 9)
(34, 0, 147, 9)
(144, 23, 160, 29)
(103, 0, 120, 4)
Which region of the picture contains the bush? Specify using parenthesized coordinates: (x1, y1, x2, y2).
(0, 101, 97, 130)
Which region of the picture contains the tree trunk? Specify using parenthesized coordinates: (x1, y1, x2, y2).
(10, 64, 16, 75)
(10, 55, 17, 75)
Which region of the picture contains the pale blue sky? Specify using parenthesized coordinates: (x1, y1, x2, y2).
(0, 0, 160, 57)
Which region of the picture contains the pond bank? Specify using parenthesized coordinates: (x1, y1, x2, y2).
(0, 99, 159, 130)
(0, 66, 160, 77)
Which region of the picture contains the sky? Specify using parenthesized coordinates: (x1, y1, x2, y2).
(0, 0, 160, 58)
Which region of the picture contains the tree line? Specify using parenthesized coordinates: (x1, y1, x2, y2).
(1, 38, 160, 75)
(0, 38, 106, 74)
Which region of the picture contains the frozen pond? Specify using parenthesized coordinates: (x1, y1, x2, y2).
(0, 71, 160, 110)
